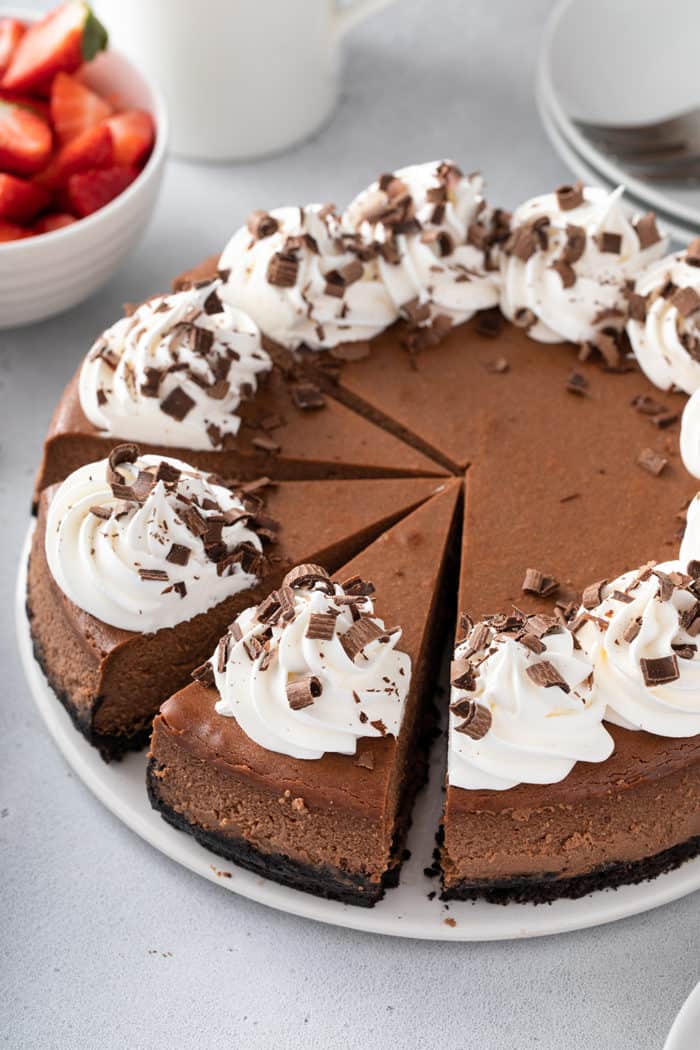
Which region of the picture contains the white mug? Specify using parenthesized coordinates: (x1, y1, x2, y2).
(94, 0, 397, 161)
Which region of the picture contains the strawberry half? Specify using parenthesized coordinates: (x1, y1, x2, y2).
(106, 110, 155, 167)
(0, 172, 51, 222)
(0, 219, 32, 242)
(36, 122, 112, 187)
(0, 19, 25, 78)
(2, 2, 107, 96)
(65, 164, 136, 217)
(51, 71, 111, 144)
(34, 210, 76, 234)
(0, 100, 52, 175)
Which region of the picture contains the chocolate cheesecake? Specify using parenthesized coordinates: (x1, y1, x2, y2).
(28, 444, 444, 760)
(147, 480, 461, 905)
(34, 280, 443, 502)
(29, 160, 700, 906)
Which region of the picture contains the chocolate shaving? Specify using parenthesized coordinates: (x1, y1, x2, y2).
(341, 618, 386, 661)
(522, 568, 559, 598)
(203, 288, 224, 315)
(283, 563, 332, 591)
(191, 660, 215, 687)
(626, 292, 648, 323)
(484, 356, 509, 374)
(156, 460, 181, 484)
(556, 182, 584, 211)
(286, 675, 322, 710)
(595, 231, 622, 254)
(247, 210, 279, 239)
(640, 654, 679, 687)
(635, 212, 661, 250)
(138, 568, 169, 582)
(107, 443, 139, 484)
(267, 251, 298, 287)
(525, 660, 570, 692)
(637, 447, 668, 476)
(566, 370, 589, 396)
(582, 580, 607, 609)
(563, 224, 586, 263)
(550, 259, 576, 288)
(355, 750, 375, 770)
(166, 543, 190, 566)
(622, 618, 642, 643)
(453, 701, 492, 740)
(305, 612, 337, 641)
(671, 286, 700, 318)
(475, 307, 503, 338)
(450, 659, 476, 690)
(329, 340, 371, 362)
(160, 386, 195, 422)
(291, 382, 325, 410)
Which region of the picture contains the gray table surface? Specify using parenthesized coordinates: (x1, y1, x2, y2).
(2, 2, 698, 1047)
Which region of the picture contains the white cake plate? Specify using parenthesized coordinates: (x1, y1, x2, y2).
(16, 526, 700, 940)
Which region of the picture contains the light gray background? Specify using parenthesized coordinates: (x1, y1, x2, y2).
(2, 2, 698, 1048)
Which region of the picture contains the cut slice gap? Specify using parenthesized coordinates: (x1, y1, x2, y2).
(440, 407, 700, 903)
(34, 364, 447, 504)
(148, 478, 463, 906)
(28, 474, 445, 761)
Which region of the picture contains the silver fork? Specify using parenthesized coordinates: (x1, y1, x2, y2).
(574, 107, 700, 183)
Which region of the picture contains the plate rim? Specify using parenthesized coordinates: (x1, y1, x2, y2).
(539, 0, 700, 229)
(664, 980, 700, 1050)
(535, 68, 698, 245)
(17, 520, 700, 942)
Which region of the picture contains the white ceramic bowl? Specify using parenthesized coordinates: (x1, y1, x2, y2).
(0, 9, 168, 329)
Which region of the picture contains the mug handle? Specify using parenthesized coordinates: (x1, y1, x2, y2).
(334, 0, 397, 38)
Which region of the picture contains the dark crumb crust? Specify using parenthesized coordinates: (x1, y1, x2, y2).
(146, 679, 442, 908)
(440, 834, 700, 905)
(147, 762, 384, 907)
(26, 596, 149, 763)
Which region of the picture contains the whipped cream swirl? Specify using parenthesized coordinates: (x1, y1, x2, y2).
(577, 562, 700, 737)
(343, 161, 505, 333)
(212, 565, 410, 759)
(219, 204, 398, 351)
(45, 448, 266, 633)
(79, 282, 271, 450)
(627, 245, 700, 394)
(500, 184, 667, 345)
(448, 611, 612, 791)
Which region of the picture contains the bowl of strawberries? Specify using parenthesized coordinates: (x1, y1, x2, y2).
(0, 2, 167, 328)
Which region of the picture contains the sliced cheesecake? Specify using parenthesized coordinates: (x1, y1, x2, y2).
(147, 479, 462, 906)
(28, 446, 443, 761)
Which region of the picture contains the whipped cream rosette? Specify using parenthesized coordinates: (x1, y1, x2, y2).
(576, 562, 700, 737)
(343, 160, 506, 340)
(627, 239, 700, 395)
(211, 564, 410, 759)
(447, 609, 612, 791)
(500, 183, 667, 346)
(218, 204, 398, 351)
(45, 446, 268, 634)
(80, 281, 271, 451)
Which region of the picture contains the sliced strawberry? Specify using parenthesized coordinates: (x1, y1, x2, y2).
(0, 173, 51, 222)
(51, 70, 111, 144)
(105, 110, 154, 167)
(0, 100, 52, 175)
(2, 2, 107, 96)
(0, 89, 51, 122)
(65, 164, 136, 217)
(0, 218, 32, 241)
(0, 19, 25, 78)
(34, 210, 76, 234)
(36, 122, 112, 187)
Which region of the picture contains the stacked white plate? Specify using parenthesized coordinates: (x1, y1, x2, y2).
(538, 0, 700, 244)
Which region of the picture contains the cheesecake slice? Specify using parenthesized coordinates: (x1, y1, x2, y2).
(34, 361, 444, 501)
(440, 496, 700, 903)
(28, 448, 443, 761)
(147, 478, 462, 906)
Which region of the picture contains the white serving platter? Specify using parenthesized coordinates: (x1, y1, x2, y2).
(16, 527, 700, 940)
